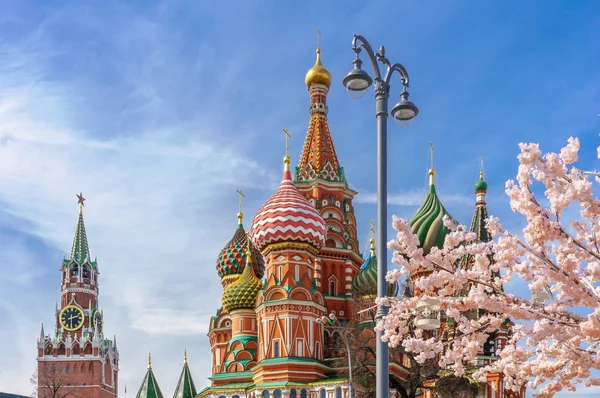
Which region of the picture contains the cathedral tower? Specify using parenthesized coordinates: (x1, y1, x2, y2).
(250, 142, 330, 383)
(37, 194, 118, 398)
(295, 47, 364, 332)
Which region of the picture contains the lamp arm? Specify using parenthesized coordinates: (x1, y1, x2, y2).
(352, 34, 383, 81)
(384, 63, 410, 88)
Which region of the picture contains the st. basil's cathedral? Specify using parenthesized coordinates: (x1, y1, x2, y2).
(35, 45, 524, 398)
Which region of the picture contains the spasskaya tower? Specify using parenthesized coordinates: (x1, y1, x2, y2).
(36, 194, 119, 398)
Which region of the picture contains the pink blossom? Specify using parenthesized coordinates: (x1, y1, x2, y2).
(383, 137, 600, 397)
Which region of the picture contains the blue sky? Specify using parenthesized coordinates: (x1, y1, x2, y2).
(0, 0, 598, 396)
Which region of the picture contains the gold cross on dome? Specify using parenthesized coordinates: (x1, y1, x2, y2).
(429, 141, 434, 170)
(236, 189, 245, 214)
(370, 220, 375, 238)
(316, 28, 322, 49)
(282, 128, 291, 158)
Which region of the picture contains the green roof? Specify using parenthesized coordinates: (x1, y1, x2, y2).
(135, 367, 164, 398)
(409, 177, 456, 255)
(351, 250, 398, 298)
(173, 361, 197, 398)
(70, 207, 91, 266)
(475, 174, 488, 192)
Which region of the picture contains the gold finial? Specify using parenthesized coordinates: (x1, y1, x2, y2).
(184, 348, 188, 364)
(76, 192, 86, 212)
(282, 128, 291, 171)
(369, 220, 376, 256)
(479, 156, 484, 179)
(236, 189, 245, 225)
(305, 35, 332, 88)
(148, 352, 152, 369)
(428, 142, 435, 186)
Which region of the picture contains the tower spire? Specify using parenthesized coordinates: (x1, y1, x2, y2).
(70, 193, 90, 265)
(283, 128, 291, 172)
(236, 189, 245, 226)
(369, 220, 376, 257)
(148, 352, 152, 369)
(428, 141, 435, 186)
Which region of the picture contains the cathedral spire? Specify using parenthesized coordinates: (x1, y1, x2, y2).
(471, 164, 490, 242)
(297, 45, 343, 183)
(135, 353, 164, 398)
(70, 193, 90, 265)
(173, 349, 197, 398)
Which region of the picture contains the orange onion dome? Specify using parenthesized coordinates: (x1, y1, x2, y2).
(251, 157, 326, 251)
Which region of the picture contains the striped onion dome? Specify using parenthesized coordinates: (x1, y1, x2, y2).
(216, 214, 265, 285)
(409, 169, 456, 255)
(222, 252, 263, 312)
(251, 156, 326, 251)
(351, 234, 398, 297)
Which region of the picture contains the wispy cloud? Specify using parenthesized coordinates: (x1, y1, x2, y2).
(354, 189, 472, 207)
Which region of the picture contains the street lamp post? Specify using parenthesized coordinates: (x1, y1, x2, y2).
(343, 34, 418, 398)
(320, 313, 354, 398)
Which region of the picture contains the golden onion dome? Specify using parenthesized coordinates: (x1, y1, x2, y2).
(305, 49, 332, 89)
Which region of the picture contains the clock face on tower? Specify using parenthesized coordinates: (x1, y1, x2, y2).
(59, 305, 84, 331)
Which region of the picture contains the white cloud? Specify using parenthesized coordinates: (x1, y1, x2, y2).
(354, 189, 472, 207)
(0, 23, 278, 395)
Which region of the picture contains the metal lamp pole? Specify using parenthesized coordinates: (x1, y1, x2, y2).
(321, 314, 354, 398)
(343, 34, 419, 398)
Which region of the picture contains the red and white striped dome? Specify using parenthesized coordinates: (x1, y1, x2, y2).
(251, 164, 326, 251)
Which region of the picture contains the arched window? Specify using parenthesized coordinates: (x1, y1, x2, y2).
(326, 238, 336, 248)
(262, 391, 269, 398)
(290, 389, 297, 398)
(57, 343, 66, 356)
(71, 266, 79, 279)
(336, 387, 342, 398)
(274, 390, 282, 398)
(301, 390, 307, 398)
(66, 365, 70, 373)
(320, 389, 326, 398)
(329, 280, 337, 296)
(484, 337, 496, 357)
(274, 341, 280, 357)
(295, 265, 300, 282)
(82, 266, 90, 279)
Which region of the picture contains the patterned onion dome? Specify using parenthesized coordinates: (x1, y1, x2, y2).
(409, 169, 456, 255)
(351, 235, 398, 298)
(222, 255, 263, 313)
(216, 215, 265, 282)
(251, 157, 326, 251)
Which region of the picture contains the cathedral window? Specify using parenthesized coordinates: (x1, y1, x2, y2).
(329, 280, 337, 296)
(484, 336, 496, 356)
(278, 266, 282, 282)
(82, 266, 90, 279)
(296, 339, 304, 356)
(66, 365, 70, 373)
(295, 265, 300, 282)
(239, 319, 243, 331)
(274, 341, 280, 357)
